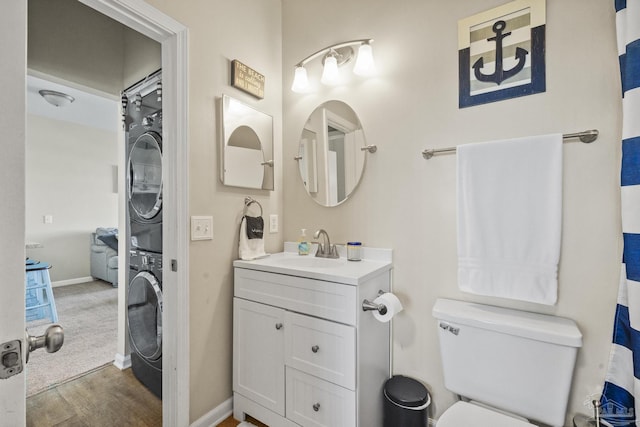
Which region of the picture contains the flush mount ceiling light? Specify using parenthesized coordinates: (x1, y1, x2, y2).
(39, 89, 75, 107)
(291, 39, 376, 93)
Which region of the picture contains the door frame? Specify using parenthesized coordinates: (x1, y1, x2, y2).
(77, 1, 190, 426)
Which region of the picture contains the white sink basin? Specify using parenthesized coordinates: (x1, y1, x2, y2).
(233, 246, 393, 285)
(277, 256, 347, 269)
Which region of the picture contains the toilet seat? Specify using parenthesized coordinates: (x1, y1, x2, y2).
(437, 401, 537, 427)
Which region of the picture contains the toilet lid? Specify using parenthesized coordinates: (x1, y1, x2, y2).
(438, 401, 536, 427)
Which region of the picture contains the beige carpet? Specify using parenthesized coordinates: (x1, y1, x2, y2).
(26, 280, 118, 396)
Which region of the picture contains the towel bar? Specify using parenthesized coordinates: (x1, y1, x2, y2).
(421, 129, 599, 160)
(243, 196, 263, 217)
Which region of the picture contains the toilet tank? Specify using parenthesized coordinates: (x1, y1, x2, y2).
(432, 299, 582, 427)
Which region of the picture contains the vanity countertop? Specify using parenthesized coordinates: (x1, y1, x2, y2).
(233, 242, 393, 285)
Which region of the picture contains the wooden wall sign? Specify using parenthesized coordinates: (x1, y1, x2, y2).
(458, 0, 546, 108)
(231, 60, 265, 99)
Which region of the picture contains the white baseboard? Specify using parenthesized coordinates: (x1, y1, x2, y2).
(113, 353, 131, 370)
(190, 397, 233, 427)
(52, 276, 96, 288)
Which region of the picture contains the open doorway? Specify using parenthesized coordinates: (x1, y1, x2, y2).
(24, 72, 123, 397)
(0, 0, 188, 424)
(26, 0, 160, 403)
(21, 0, 189, 424)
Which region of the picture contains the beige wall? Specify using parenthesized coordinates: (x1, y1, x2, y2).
(25, 115, 118, 282)
(123, 27, 162, 89)
(283, 0, 622, 424)
(28, 0, 125, 94)
(28, 0, 160, 94)
(143, 0, 283, 421)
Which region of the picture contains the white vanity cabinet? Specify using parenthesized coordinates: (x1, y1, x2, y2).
(232, 248, 392, 427)
(234, 298, 286, 416)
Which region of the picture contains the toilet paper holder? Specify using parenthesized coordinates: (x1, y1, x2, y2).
(362, 290, 388, 315)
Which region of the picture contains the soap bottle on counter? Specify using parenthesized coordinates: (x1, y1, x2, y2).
(298, 229, 310, 255)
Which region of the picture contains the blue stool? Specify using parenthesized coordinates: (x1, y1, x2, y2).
(25, 261, 58, 323)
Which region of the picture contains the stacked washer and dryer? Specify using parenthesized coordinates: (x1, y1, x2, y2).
(122, 70, 163, 398)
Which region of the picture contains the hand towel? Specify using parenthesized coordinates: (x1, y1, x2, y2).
(457, 133, 562, 305)
(239, 215, 268, 260)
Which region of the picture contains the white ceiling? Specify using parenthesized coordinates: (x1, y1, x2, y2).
(27, 74, 119, 132)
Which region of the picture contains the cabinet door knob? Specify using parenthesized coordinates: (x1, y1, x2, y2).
(275, 323, 283, 330)
(313, 403, 321, 412)
(311, 345, 319, 353)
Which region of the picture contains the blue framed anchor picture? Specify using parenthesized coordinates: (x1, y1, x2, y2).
(459, 0, 546, 108)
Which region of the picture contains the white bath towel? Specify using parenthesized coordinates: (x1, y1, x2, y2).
(239, 215, 268, 261)
(457, 133, 563, 305)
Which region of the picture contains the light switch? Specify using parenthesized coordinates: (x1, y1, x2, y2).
(43, 215, 53, 224)
(191, 216, 213, 241)
(269, 214, 278, 233)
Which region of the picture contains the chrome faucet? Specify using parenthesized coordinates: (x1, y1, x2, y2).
(313, 229, 339, 259)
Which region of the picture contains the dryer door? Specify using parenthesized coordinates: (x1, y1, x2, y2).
(129, 131, 163, 221)
(127, 271, 163, 362)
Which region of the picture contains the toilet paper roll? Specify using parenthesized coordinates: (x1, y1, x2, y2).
(372, 292, 403, 322)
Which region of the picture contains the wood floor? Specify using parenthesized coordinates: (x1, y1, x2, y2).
(27, 364, 161, 427)
(218, 415, 268, 427)
(27, 363, 269, 427)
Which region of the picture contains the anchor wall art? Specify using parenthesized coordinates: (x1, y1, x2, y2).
(458, 0, 546, 108)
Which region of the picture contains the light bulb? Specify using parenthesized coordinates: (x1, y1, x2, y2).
(321, 55, 339, 86)
(291, 66, 309, 93)
(353, 42, 376, 76)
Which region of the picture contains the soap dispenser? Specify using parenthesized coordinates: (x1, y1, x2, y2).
(298, 229, 310, 255)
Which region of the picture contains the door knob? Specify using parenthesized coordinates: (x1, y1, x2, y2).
(25, 324, 64, 363)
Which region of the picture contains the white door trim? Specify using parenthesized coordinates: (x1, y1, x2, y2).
(77, 1, 190, 426)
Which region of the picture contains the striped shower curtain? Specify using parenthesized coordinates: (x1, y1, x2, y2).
(600, 1, 640, 426)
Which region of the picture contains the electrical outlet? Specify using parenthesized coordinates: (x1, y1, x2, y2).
(269, 214, 278, 233)
(191, 216, 213, 240)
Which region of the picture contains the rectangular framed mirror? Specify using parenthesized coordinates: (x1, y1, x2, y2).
(218, 94, 274, 190)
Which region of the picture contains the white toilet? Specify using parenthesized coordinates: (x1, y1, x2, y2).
(432, 298, 583, 427)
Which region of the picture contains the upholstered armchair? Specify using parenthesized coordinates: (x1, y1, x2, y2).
(90, 227, 118, 287)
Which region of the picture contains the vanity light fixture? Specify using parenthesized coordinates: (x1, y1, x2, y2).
(320, 51, 340, 85)
(291, 38, 375, 93)
(38, 90, 75, 107)
(353, 41, 376, 76)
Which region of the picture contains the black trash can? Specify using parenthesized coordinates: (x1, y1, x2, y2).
(383, 375, 430, 427)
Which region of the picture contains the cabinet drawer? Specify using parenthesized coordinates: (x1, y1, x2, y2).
(285, 311, 356, 390)
(235, 267, 357, 324)
(286, 367, 356, 427)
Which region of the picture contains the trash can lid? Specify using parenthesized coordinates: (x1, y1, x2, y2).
(384, 375, 430, 408)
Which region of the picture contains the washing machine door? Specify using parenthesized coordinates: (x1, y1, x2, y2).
(127, 271, 163, 362)
(129, 131, 162, 221)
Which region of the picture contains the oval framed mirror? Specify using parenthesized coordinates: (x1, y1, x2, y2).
(296, 100, 367, 206)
